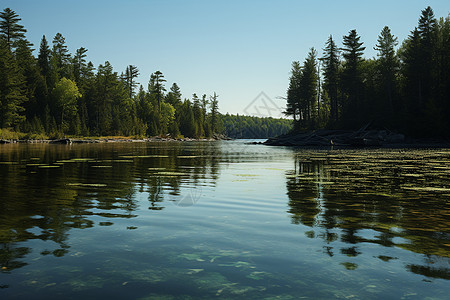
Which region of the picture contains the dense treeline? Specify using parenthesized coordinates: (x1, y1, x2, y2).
(221, 114, 291, 138)
(0, 8, 224, 139)
(285, 6, 450, 137)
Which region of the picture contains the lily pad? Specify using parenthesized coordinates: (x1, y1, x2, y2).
(67, 183, 107, 187)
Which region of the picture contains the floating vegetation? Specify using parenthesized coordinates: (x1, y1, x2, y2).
(38, 165, 60, 168)
(1, 145, 450, 299)
(186, 268, 204, 275)
(67, 183, 107, 187)
(377, 255, 398, 262)
(56, 158, 95, 163)
(218, 261, 254, 269)
(71, 158, 95, 162)
(401, 186, 450, 192)
(340, 262, 358, 270)
(99, 222, 114, 226)
(119, 155, 169, 159)
(246, 271, 271, 280)
(155, 171, 188, 176)
(179, 253, 205, 262)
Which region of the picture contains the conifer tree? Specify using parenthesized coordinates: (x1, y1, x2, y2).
(52, 33, 71, 79)
(0, 8, 26, 50)
(0, 40, 27, 127)
(38, 36, 51, 80)
(341, 29, 365, 127)
(285, 61, 301, 123)
(374, 26, 399, 121)
(209, 92, 219, 134)
(149, 71, 166, 111)
(73, 47, 88, 85)
(122, 65, 139, 98)
(321, 35, 340, 123)
(300, 48, 319, 128)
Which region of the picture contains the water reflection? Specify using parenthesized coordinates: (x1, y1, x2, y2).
(1, 143, 450, 298)
(286, 149, 450, 279)
(0, 142, 225, 272)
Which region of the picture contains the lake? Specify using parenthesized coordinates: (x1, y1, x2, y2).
(0, 141, 449, 299)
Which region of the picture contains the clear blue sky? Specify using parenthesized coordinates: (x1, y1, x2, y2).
(3, 0, 449, 116)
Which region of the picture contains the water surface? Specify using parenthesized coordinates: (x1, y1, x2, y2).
(0, 141, 449, 299)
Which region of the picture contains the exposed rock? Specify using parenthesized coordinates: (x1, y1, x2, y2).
(264, 128, 408, 147)
(49, 138, 72, 144)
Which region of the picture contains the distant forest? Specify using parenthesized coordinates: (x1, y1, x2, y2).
(222, 114, 291, 138)
(0, 8, 289, 140)
(285, 6, 450, 137)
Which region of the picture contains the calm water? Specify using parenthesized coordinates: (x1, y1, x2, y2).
(0, 141, 449, 299)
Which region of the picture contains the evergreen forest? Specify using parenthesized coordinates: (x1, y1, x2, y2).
(285, 6, 450, 137)
(0, 7, 290, 140)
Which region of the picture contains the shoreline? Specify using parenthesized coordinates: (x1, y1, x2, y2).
(0, 135, 232, 145)
(260, 129, 450, 149)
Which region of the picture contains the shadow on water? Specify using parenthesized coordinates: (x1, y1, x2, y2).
(286, 149, 450, 279)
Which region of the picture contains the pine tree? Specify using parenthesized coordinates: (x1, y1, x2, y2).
(179, 100, 196, 137)
(321, 35, 340, 123)
(0, 8, 26, 50)
(341, 29, 365, 127)
(0, 40, 27, 127)
(300, 48, 319, 128)
(122, 65, 139, 98)
(417, 6, 437, 110)
(15, 39, 47, 127)
(285, 61, 302, 123)
(374, 26, 399, 122)
(148, 70, 166, 112)
(435, 15, 450, 133)
(192, 93, 204, 137)
(38, 35, 51, 79)
(200, 94, 209, 132)
(52, 33, 71, 79)
(95, 61, 116, 134)
(166, 83, 182, 108)
(400, 28, 422, 125)
(73, 47, 88, 85)
(209, 92, 219, 135)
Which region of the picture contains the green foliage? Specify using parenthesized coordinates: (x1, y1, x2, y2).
(52, 78, 81, 133)
(285, 48, 319, 130)
(51, 33, 71, 80)
(321, 35, 340, 123)
(3, 6, 447, 140)
(121, 65, 139, 98)
(0, 39, 27, 127)
(209, 92, 219, 135)
(0, 5, 228, 140)
(285, 6, 450, 138)
(0, 8, 26, 49)
(222, 114, 292, 138)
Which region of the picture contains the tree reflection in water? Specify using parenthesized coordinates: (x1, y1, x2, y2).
(0, 142, 223, 273)
(286, 149, 450, 279)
